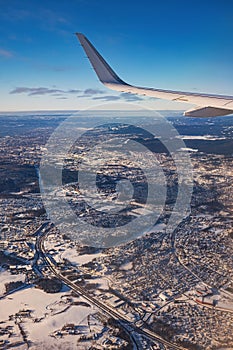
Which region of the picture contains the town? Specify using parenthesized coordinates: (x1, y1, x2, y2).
(0, 113, 233, 349)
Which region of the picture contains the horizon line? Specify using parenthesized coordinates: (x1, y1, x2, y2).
(0, 109, 186, 114)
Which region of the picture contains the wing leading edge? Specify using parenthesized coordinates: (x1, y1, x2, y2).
(76, 33, 233, 117)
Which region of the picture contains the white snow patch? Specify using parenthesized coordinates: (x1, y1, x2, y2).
(0, 270, 25, 295)
(178, 135, 226, 141)
(61, 249, 104, 266)
(120, 262, 133, 271)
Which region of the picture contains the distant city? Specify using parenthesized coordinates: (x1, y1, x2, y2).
(0, 111, 233, 350)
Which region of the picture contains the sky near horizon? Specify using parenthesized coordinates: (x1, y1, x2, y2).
(0, 0, 233, 112)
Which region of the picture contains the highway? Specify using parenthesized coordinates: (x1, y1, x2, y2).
(36, 230, 185, 350)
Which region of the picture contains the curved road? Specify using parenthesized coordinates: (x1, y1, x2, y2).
(36, 230, 185, 350)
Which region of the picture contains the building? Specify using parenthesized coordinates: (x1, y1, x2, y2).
(0, 241, 8, 251)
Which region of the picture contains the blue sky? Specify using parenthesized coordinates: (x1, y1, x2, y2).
(0, 0, 233, 111)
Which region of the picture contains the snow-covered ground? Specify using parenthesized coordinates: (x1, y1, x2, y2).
(60, 249, 104, 266)
(28, 302, 94, 343)
(0, 286, 97, 348)
(120, 261, 133, 270)
(178, 135, 227, 141)
(0, 270, 25, 295)
(44, 237, 105, 266)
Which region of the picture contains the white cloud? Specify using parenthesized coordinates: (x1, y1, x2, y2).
(0, 49, 13, 58)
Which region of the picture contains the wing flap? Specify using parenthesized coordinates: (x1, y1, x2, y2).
(184, 106, 233, 117)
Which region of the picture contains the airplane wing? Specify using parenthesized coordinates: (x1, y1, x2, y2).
(76, 33, 233, 117)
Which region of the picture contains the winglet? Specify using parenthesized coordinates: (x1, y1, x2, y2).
(76, 33, 127, 88)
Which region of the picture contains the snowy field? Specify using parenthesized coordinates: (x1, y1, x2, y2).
(0, 269, 25, 295)
(60, 249, 104, 266)
(0, 285, 97, 348)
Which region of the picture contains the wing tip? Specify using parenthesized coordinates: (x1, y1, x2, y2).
(75, 32, 84, 38)
(76, 32, 127, 87)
